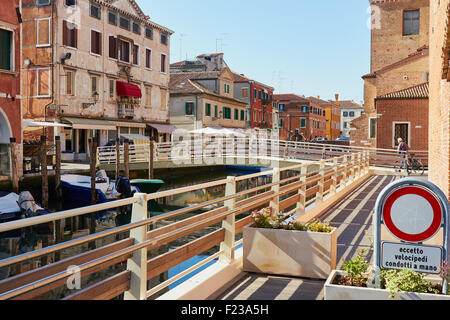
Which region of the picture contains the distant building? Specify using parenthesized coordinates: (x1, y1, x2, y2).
(307, 95, 341, 140)
(274, 94, 327, 141)
(428, 0, 450, 200)
(233, 73, 274, 131)
(169, 68, 247, 131)
(0, 0, 21, 176)
(338, 100, 364, 138)
(353, 0, 430, 148)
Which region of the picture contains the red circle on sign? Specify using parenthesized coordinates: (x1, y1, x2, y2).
(383, 186, 442, 243)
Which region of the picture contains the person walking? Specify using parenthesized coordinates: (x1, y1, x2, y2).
(397, 138, 410, 175)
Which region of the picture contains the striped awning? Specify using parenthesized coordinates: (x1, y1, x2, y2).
(62, 117, 116, 131)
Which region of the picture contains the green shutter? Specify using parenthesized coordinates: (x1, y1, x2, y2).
(214, 106, 218, 118)
(185, 102, 189, 115)
(0, 29, 11, 70)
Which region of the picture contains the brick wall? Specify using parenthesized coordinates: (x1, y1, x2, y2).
(375, 98, 428, 151)
(428, 0, 450, 200)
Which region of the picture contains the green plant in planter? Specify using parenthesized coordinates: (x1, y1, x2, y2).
(342, 249, 369, 287)
(380, 268, 440, 298)
(307, 219, 334, 233)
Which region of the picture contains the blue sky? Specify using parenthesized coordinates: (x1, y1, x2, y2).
(136, 0, 371, 103)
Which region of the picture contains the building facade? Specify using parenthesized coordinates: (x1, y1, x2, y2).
(274, 94, 327, 141)
(338, 100, 364, 138)
(307, 96, 341, 140)
(169, 68, 247, 131)
(428, 0, 450, 200)
(233, 73, 274, 130)
(20, 0, 173, 161)
(0, 0, 21, 176)
(352, 0, 430, 148)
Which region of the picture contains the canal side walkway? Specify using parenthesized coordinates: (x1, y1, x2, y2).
(218, 175, 402, 300)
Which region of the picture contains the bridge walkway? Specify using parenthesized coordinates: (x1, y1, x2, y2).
(218, 175, 400, 300)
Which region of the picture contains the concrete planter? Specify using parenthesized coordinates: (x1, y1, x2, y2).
(243, 225, 337, 280)
(324, 270, 450, 300)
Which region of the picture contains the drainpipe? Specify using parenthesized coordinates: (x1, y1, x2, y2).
(43, 0, 56, 138)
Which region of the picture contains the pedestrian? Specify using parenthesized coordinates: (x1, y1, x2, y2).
(397, 138, 410, 175)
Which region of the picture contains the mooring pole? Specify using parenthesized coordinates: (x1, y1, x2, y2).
(124, 139, 130, 180)
(40, 136, 48, 209)
(116, 137, 121, 180)
(9, 137, 19, 194)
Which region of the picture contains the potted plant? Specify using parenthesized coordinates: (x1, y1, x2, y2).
(324, 250, 450, 300)
(243, 207, 337, 280)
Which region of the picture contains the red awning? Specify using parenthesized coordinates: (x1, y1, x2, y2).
(116, 81, 142, 98)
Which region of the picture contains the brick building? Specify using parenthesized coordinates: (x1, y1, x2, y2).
(274, 94, 327, 141)
(233, 73, 274, 130)
(428, 0, 450, 200)
(0, 0, 21, 176)
(352, 0, 430, 148)
(375, 82, 429, 151)
(20, 0, 173, 161)
(308, 95, 341, 140)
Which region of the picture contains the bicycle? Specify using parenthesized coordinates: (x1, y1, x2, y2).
(396, 153, 425, 176)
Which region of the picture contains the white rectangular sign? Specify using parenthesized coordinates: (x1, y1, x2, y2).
(381, 242, 443, 274)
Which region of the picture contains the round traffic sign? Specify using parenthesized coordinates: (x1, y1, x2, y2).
(382, 185, 443, 243)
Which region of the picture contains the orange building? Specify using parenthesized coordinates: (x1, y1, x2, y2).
(308, 95, 341, 140)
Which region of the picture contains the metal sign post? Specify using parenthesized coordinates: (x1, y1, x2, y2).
(373, 178, 449, 294)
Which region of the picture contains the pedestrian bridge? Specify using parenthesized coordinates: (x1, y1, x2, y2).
(0, 142, 428, 300)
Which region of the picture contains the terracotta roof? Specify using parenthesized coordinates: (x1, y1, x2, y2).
(273, 94, 306, 102)
(169, 71, 221, 94)
(376, 82, 429, 100)
(233, 73, 251, 83)
(338, 100, 364, 109)
(306, 97, 333, 105)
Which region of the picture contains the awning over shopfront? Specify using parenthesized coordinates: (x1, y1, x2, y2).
(119, 134, 149, 141)
(116, 81, 142, 98)
(147, 123, 178, 134)
(113, 121, 147, 129)
(62, 117, 116, 131)
(22, 121, 72, 129)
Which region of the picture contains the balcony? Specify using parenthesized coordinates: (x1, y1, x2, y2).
(118, 104, 135, 119)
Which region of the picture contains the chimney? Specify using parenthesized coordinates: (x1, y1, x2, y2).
(335, 94, 339, 102)
(317, 96, 320, 99)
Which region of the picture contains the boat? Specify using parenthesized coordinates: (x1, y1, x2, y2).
(129, 179, 164, 194)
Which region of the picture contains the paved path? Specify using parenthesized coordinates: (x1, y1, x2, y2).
(219, 175, 401, 300)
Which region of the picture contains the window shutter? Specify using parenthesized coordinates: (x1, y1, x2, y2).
(185, 102, 190, 115)
(73, 25, 78, 48)
(63, 20, 68, 46)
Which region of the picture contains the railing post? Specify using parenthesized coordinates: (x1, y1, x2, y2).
(331, 158, 338, 195)
(220, 176, 236, 263)
(317, 160, 325, 203)
(270, 168, 280, 213)
(365, 150, 370, 173)
(357, 152, 362, 177)
(350, 153, 355, 182)
(124, 193, 148, 300)
(296, 165, 307, 216)
(342, 155, 348, 187)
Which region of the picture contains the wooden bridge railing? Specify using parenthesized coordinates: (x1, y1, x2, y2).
(0, 150, 370, 300)
(97, 138, 427, 169)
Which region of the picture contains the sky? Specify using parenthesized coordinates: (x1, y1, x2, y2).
(136, 0, 372, 103)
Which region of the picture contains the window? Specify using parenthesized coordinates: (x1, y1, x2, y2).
(403, 10, 420, 36)
(258, 90, 261, 100)
(279, 104, 285, 112)
(109, 36, 118, 59)
(242, 88, 248, 98)
(90, 3, 101, 20)
(119, 39, 130, 63)
(205, 103, 211, 117)
(120, 16, 130, 30)
(349, 111, 355, 117)
(369, 118, 377, 139)
(63, 20, 77, 48)
(254, 89, 257, 100)
(0, 29, 12, 71)
(301, 106, 308, 113)
(214, 106, 218, 118)
(108, 11, 117, 25)
(300, 118, 306, 128)
(65, 70, 74, 95)
(37, 18, 51, 47)
(145, 27, 153, 40)
(344, 122, 348, 129)
(37, 0, 51, 6)
(145, 49, 152, 69)
(132, 22, 141, 35)
(145, 86, 151, 106)
(240, 110, 245, 121)
(279, 119, 284, 128)
(90, 30, 102, 55)
(234, 109, 239, 120)
(185, 102, 194, 115)
(161, 32, 168, 45)
(224, 83, 230, 94)
(343, 111, 349, 117)
(37, 68, 50, 97)
(109, 79, 115, 99)
(132, 44, 139, 65)
(161, 53, 167, 73)
(91, 76, 99, 97)
(223, 107, 231, 119)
